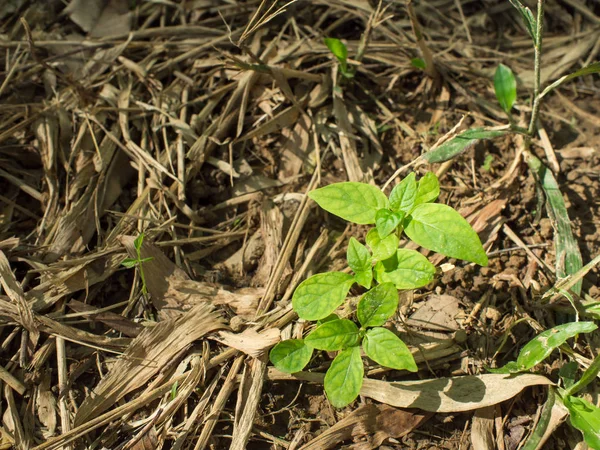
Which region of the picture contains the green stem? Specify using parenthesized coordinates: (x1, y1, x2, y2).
(527, 0, 545, 137)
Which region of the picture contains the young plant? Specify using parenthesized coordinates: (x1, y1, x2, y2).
(121, 232, 154, 298)
(489, 322, 600, 448)
(269, 172, 487, 407)
(324, 37, 353, 78)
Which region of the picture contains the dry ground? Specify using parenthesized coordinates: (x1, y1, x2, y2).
(0, 0, 599, 449)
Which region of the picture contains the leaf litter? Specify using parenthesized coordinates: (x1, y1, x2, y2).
(0, 0, 599, 449)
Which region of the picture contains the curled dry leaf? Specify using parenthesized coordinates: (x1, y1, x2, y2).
(212, 328, 280, 358)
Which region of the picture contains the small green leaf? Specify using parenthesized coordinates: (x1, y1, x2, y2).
(564, 396, 600, 449)
(422, 128, 507, 164)
(317, 314, 340, 326)
(309, 182, 388, 225)
(353, 269, 373, 289)
(404, 203, 488, 266)
(362, 327, 417, 371)
(121, 258, 138, 268)
(541, 62, 600, 99)
(411, 58, 426, 70)
(375, 249, 436, 289)
(347, 237, 371, 273)
(324, 38, 348, 74)
(375, 209, 405, 239)
(134, 233, 144, 251)
(515, 322, 597, 371)
(414, 172, 440, 206)
(482, 154, 494, 171)
(566, 353, 600, 397)
(487, 361, 520, 374)
(366, 228, 399, 261)
(494, 64, 517, 113)
(292, 272, 355, 320)
(139, 257, 154, 264)
(559, 362, 579, 391)
(389, 173, 417, 213)
(269, 339, 313, 373)
(324, 346, 364, 408)
(508, 0, 537, 40)
(305, 319, 360, 351)
(357, 283, 398, 328)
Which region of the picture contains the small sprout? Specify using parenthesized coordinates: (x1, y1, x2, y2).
(324, 37, 351, 77)
(121, 232, 154, 298)
(494, 63, 517, 113)
(411, 58, 426, 70)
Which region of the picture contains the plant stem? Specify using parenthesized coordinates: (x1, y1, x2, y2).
(527, 0, 545, 137)
(406, 0, 437, 80)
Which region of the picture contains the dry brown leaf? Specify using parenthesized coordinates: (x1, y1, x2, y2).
(212, 328, 280, 358)
(471, 406, 495, 450)
(300, 404, 430, 450)
(406, 294, 462, 331)
(73, 303, 225, 426)
(35, 373, 57, 438)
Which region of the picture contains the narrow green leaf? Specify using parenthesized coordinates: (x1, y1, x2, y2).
(487, 361, 520, 374)
(308, 182, 388, 225)
(494, 64, 517, 113)
(366, 227, 399, 261)
(121, 258, 138, 268)
(171, 381, 178, 400)
(305, 319, 360, 351)
(559, 362, 579, 391)
(269, 339, 313, 373)
(516, 322, 598, 371)
(324, 38, 348, 73)
(414, 172, 440, 206)
(521, 387, 559, 450)
(376, 249, 436, 289)
(139, 257, 154, 263)
(324, 346, 363, 408)
(389, 173, 417, 213)
(362, 327, 417, 371)
(508, 0, 537, 40)
(565, 353, 600, 397)
(527, 155, 583, 294)
(422, 128, 507, 164)
(354, 269, 373, 289)
(541, 62, 600, 99)
(357, 283, 398, 328)
(292, 272, 355, 320)
(134, 233, 144, 251)
(347, 237, 371, 273)
(404, 203, 488, 266)
(564, 396, 600, 449)
(375, 209, 405, 239)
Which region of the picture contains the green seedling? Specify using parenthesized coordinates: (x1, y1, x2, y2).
(269, 172, 487, 407)
(494, 63, 517, 115)
(324, 37, 352, 78)
(121, 232, 154, 298)
(489, 322, 600, 448)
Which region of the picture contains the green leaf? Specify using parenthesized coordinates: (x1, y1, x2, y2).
(134, 233, 144, 251)
(493, 322, 598, 373)
(139, 257, 154, 264)
(487, 361, 520, 374)
(508, 0, 537, 40)
(559, 361, 579, 391)
(121, 258, 138, 268)
(318, 313, 340, 326)
(516, 322, 597, 371)
(366, 228, 399, 261)
(292, 272, 355, 320)
(404, 203, 488, 266)
(566, 353, 600, 397)
(347, 237, 371, 273)
(375, 209, 405, 239)
(389, 173, 417, 213)
(357, 283, 398, 328)
(564, 396, 600, 449)
(309, 182, 388, 225)
(362, 327, 417, 371)
(269, 339, 313, 373)
(482, 154, 494, 171)
(324, 38, 348, 74)
(541, 62, 600, 99)
(324, 346, 363, 408)
(422, 128, 507, 164)
(411, 58, 426, 70)
(414, 172, 440, 206)
(305, 319, 360, 351)
(375, 249, 436, 289)
(494, 64, 517, 113)
(353, 269, 373, 289)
